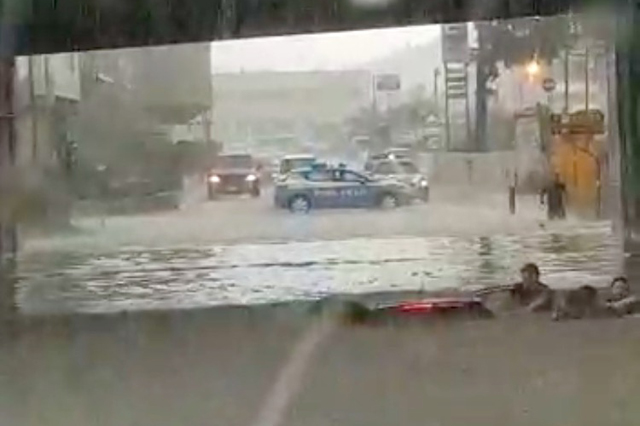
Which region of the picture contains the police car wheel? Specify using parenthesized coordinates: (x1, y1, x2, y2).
(379, 193, 399, 209)
(289, 195, 311, 213)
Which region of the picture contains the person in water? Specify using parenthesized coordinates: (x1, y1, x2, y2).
(606, 276, 640, 315)
(553, 277, 640, 320)
(540, 174, 567, 220)
(509, 263, 554, 312)
(552, 285, 610, 320)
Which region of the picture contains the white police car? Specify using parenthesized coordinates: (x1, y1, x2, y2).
(274, 165, 412, 213)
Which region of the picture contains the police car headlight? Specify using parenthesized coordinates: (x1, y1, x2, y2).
(208, 175, 221, 183)
(418, 179, 428, 188)
(246, 174, 257, 182)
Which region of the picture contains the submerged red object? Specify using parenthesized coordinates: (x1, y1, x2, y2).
(395, 298, 477, 313)
(361, 297, 494, 322)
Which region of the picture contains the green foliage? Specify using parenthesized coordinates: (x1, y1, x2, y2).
(478, 16, 573, 78)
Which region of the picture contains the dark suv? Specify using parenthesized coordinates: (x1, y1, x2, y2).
(206, 154, 261, 199)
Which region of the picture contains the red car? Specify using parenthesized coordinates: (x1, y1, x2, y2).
(341, 297, 494, 324)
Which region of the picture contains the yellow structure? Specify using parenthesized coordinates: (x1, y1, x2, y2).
(549, 133, 601, 214)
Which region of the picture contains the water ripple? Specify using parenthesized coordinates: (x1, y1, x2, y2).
(16, 225, 620, 314)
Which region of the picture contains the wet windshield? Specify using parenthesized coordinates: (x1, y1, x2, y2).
(281, 158, 315, 174)
(2, 5, 633, 425)
(7, 11, 620, 321)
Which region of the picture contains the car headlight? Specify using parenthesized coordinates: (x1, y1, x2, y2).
(246, 174, 257, 182)
(208, 175, 220, 183)
(419, 179, 428, 188)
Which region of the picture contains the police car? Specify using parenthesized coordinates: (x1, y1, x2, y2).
(274, 165, 412, 213)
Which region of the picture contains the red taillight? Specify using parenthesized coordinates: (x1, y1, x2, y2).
(395, 299, 470, 313)
(396, 302, 435, 313)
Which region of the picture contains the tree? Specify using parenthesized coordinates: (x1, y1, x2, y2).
(345, 89, 438, 151)
(475, 16, 574, 151)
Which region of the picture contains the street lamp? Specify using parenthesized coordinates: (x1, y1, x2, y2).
(526, 59, 541, 80)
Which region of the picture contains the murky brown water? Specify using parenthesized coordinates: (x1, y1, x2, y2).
(15, 221, 619, 314)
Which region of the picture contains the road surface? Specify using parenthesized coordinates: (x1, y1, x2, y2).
(1, 186, 634, 426)
(15, 186, 620, 314)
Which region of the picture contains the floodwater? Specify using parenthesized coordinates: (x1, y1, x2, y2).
(16, 216, 619, 314)
(4, 193, 633, 426)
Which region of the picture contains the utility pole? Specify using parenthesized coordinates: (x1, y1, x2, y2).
(584, 45, 590, 112)
(433, 68, 440, 111)
(563, 48, 570, 113)
(371, 74, 378, 119)
(464, 62, 472, 148)
(0, 50, 18, 318)
(28, 56, 38, 161)
(202, 109, 216, 168)
(443, 66, 450, 151)
(474, 22, 489, 152)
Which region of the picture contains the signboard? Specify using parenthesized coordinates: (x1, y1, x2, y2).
(375, 74, 401, 91)
(444, 65, 467, 99)
(441, 24, 469, 63)
(542, 77, 557, 93)
(550, 110, 605, 135)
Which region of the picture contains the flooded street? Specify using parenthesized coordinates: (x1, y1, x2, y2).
(17, 188, 621, 314)
(4, 16, 637, 426)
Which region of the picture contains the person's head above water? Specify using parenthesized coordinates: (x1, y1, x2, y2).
(555, 285, 600, 320)
(610, 276, 631, 300)
(520, 263, 541, 286)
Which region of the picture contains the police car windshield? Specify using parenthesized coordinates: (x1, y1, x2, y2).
(334, 170, 368, 182)
(217, 155, 253, 169)
(282, 158, 315, 174)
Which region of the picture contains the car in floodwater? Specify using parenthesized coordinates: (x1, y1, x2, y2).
(275, 154, 317, 182)
(274, 165, 412, 213)
(364, 148, 414, 169)
(206, 153, 261, 199)
(367, 158, 430, 202)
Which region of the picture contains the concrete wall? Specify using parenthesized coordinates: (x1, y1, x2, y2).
(420, 150, 547, 191)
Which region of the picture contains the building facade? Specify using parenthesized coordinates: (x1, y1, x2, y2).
(14, 52, 81, 167)
(211, 70, 371, 154)
(80, 42, 212, 126)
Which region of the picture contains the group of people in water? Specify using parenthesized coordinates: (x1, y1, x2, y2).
(487, 262, 640, 320)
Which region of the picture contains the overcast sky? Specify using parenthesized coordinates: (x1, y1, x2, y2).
(210, 24, 440, 73)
